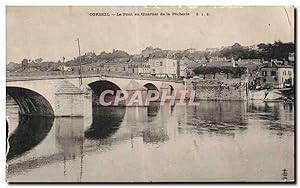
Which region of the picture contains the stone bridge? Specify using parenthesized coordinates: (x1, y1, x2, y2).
(6, 73, 187, 117)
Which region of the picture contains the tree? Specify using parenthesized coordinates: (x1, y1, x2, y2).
(210, 41, 294, 61)
(204, 52, 211, 63)
(193, 66, 247, 78)
(21, 58, 29, 70)
(35, 58, 43, 64)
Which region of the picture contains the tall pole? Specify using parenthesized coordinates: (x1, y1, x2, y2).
(76, 38, 83, 86)
(62, 56, 65, 76)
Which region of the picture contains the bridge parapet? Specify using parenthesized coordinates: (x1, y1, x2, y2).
(6, 71, 182, 83)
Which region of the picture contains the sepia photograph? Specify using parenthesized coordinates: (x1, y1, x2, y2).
(5, 6, 295, 182)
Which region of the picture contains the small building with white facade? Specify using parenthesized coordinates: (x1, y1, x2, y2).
(148, 58, 177, 79)
(259, 61, 294, 89)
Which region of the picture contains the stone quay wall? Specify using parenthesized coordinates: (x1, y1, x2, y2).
(189, 79, 249, 101)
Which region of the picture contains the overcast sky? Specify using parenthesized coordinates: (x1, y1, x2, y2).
(6, 6, 294, 63)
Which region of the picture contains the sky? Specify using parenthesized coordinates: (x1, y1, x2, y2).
(6, 6, 294, 63)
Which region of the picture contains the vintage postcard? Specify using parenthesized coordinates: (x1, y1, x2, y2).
(6, 6, 295, 182)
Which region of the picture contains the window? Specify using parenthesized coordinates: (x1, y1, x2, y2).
(152, 69, 155, 73)
(160, 62, 163, 66)
(173, 62, 175, 67)
(271, 71, 276, 76)
(262, 71, 267, 76)
(283, 71, 286, 75)
(288, 71, 292, 75)
(263, 78, 266, 82)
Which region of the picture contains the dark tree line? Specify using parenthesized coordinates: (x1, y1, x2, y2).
(193, 66, 247, 78)
(210, 41, 294, 61)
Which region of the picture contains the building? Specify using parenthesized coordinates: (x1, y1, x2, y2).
(89, 58, 127, 73)
(127, 62, 150, 75)
(68, 61, 104, 73)
(103, 62, 127, 73)
(178, 59, 187, 79)
(84, 61, 105, 72)
(209, 56, 228, 62)
(137, 62, 150, 75)
(148, 58, 177, 79)
(58, 65, 73, 72)
(288, 52, 295, 65)
(258, 61, 294, 89)
(126, 55, 150, 75)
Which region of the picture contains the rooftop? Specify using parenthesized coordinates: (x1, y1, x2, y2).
(260, 61, 293, 69)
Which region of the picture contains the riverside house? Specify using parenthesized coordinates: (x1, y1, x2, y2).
(127, 55, 150, 76)
(148, 57, 177, 79)
(258, 60, 294, 89)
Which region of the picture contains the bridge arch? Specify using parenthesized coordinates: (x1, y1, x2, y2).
(143, 83, 160, 100)
(88, 80, 122, 106)
(144, 83, 159, 91)
(7, 87, 54, 116)
(169, 84, 174, 95)
(160, 82, 175, 96)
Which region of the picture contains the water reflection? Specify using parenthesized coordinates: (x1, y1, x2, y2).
(126, 107, 148, 124)
(143, 104, 170, 144)
(177, 101, 248, 136)
(142, 126, 169, 144)
(55, 117, 85, 181)
(147, 102, 160, 122)
(6, 101, 295, 182)
(84, 106, 125, 140)
(247, 101, 294, 135)
(7, 115, 54, 160)
(55, 117, 84, 159)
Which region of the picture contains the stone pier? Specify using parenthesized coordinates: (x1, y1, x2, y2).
(55, 81, 92, 117)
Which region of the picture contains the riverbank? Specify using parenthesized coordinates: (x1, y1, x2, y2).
(249, 88, 294, 102)
(191, 79, 248, 101)
(188, 78, 294, 102)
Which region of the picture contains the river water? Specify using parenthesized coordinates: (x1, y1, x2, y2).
(6, 101, 294, 182)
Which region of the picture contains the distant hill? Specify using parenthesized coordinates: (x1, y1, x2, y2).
(65, 50, 130, 66)
(7, 41, 294, 73)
